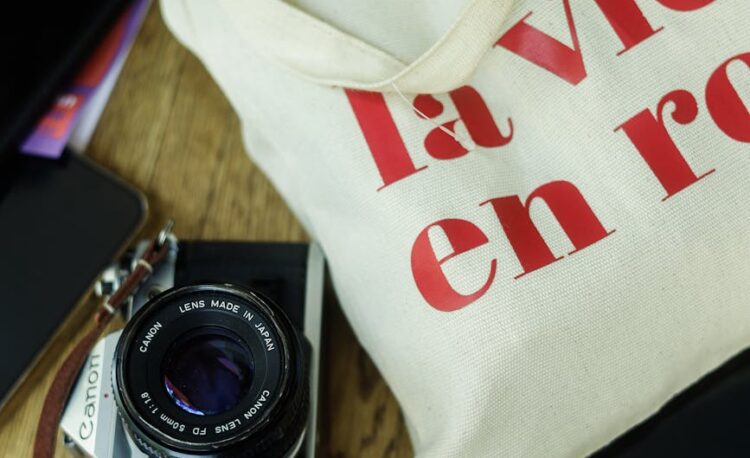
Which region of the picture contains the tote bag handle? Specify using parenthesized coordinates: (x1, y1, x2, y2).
(218, 0, 515, 94)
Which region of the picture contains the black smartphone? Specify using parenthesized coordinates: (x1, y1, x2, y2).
(0, 151, 146, 408)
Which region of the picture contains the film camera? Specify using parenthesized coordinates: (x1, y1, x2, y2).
(60, 236, 324, 458)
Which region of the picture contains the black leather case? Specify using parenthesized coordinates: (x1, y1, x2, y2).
(173, 241, 310, 332)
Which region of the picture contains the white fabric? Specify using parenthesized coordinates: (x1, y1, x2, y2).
(290, 0, 468, 63)
(216, 0, 514, 93)
(160, 0, 750, 456)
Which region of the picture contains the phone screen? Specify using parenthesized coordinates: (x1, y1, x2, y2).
(0, 151, 145, 407)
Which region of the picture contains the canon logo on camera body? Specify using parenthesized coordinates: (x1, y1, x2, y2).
(78, 353, 101, 441)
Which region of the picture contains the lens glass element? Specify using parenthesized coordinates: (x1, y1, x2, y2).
(162, 329, 254, 416)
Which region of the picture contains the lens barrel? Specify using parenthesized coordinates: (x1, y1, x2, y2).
(113, 284, 309, 458)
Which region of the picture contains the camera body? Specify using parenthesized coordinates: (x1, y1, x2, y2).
(60, 239, 325, 458)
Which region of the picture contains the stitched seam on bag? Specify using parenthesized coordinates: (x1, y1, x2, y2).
(220, 0, 514, 92)
(361, 0, 513, 91)
(223, 0, 406, 69)
(268, 0, 408, 67)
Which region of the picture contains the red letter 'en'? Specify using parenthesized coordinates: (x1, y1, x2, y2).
(482, 180, 614, 278)
(411, 219, 497, 312)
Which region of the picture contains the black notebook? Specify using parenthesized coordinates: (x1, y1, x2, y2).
(0, 0, 140, 407)
(0, 0, 130, 159)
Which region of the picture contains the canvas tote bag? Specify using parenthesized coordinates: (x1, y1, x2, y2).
(159, 0, 750, 455)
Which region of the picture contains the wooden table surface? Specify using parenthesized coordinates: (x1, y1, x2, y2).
(0, 5, 412, 457)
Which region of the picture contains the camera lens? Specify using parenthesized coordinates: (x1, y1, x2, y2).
(113, 284, 309, 458)
(162, 328, 255, 416)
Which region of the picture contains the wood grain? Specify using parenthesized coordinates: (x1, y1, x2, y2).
(0, 5, 412, 458)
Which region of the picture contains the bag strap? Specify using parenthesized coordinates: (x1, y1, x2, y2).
(217, 0, 515, 94)
(33, 225, 173, 458)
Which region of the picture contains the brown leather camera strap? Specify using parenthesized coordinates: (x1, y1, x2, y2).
(33, 230, 171, 458)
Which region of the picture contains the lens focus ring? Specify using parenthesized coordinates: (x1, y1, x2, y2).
(112, 284, 309, 458)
